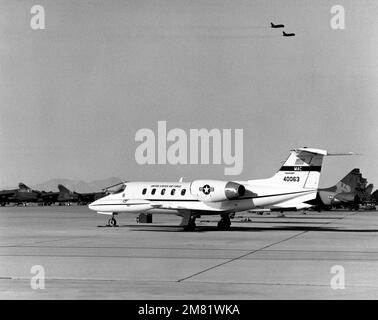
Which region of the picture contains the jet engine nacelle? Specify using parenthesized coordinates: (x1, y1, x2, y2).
(190, 180, 246, 202)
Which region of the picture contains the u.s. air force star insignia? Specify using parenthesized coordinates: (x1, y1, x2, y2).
(199, 184, 214, 195)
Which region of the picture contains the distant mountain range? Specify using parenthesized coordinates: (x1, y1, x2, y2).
(30, 177, 124, 193)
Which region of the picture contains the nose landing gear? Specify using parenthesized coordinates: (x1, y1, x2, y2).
(106, 214, 118, 227)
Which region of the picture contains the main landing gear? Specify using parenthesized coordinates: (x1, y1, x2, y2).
(106, 214, 118, 227)
(183, 215, 196, 231)
(181, 212, 233, 231)
(217, 213, 231, 231)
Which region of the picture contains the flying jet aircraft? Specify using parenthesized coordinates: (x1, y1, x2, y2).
(89, 147, 343, 230)
(271, 22, 285, 28)
(283, 31, 295, 37)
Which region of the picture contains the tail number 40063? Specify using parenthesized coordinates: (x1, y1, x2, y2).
(283, 176, 300, 182)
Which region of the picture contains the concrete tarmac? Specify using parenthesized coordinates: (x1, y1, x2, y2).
(1, 206, 378, 299)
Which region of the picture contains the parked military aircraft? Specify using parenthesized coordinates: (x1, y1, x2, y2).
(372, 189, 378, 203)
(360, 183, 374, 201)
(89, 147, 349, 230)
(7, 183, 41, 205)
(308, 168, 365, 211)
(78, 191, 107, 205)
(58, 184, 106, 205)
(57, 184, 79, 203)
(356, 182, 376, 209)
(39, 190, 61, 206)
(0, 187, 18, 206)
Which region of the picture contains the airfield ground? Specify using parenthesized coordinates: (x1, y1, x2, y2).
(0, 206, 378, 299)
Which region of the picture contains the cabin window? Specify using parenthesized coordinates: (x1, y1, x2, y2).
(151, 188, 156, 195)
(161, 188, 166, 195)
(171, 189, 175, 195)
(181, 189, 186, 196)
(142, 188, 147, 195)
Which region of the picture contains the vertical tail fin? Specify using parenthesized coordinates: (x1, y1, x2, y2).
(372, 190, 378, 202)
(269, 148, 327, 190)
(18, 183, 31, 191)
(365, 184, 374, 195)
(329, 168, 362, 193)
(58, 184, 71, 194)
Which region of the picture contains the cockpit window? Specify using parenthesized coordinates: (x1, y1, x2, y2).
(112, 184, 126, 194)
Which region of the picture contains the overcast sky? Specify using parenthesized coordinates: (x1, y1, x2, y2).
(0, 0, 377, 188)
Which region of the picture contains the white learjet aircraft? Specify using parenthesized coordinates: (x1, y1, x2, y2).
(89, 147, 352, 230)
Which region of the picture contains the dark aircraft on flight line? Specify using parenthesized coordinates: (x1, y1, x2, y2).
(7, 183, 41, 205)
(58, 184, 106, 205)
(372, 189, 378, 204)
(0, 183, 107, 206)
(308, 168, 368, 211)
(0, 186, 19, 206)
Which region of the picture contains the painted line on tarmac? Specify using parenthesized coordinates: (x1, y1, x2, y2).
(177, 231, 309, 282)
(177, 212, 354, 282)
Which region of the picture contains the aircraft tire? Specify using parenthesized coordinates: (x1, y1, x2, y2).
(217, 218, 231, 231)
(108, 218, 117, 227)
(183, 217, 196, 231)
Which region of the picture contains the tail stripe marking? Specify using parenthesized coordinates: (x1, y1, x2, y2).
(280, 166, 321, 172)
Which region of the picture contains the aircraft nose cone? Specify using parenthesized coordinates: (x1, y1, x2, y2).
(88, 201, 97, 211)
